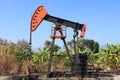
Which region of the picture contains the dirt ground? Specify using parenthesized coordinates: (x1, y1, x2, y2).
(0, 74, 120, 80)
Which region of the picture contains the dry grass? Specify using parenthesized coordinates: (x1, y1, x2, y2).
(0, 54, 18, 74)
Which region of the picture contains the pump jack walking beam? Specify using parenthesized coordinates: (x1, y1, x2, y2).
(31, 6, 86, 38)
(30, 5, 87, 74)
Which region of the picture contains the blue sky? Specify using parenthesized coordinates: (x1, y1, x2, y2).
(0, 0, 120, 49)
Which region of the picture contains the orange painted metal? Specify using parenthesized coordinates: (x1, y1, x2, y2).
(80, 24, 86, 37)
(31, 6, 47, 31)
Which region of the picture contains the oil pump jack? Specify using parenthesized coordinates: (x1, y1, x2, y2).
(30, 6, 87, 78)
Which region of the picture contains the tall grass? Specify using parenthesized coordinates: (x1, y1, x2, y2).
(0, 38, 120, 75)
(0, 40, 18, 74)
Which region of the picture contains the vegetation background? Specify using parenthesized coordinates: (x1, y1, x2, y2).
(0, 38, 120, 75)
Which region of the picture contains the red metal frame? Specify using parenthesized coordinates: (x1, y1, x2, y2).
(50, 26, 66, 39)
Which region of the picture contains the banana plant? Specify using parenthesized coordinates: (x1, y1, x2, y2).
(96, 43, 120, 72)
(32, 48, 50, 63)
